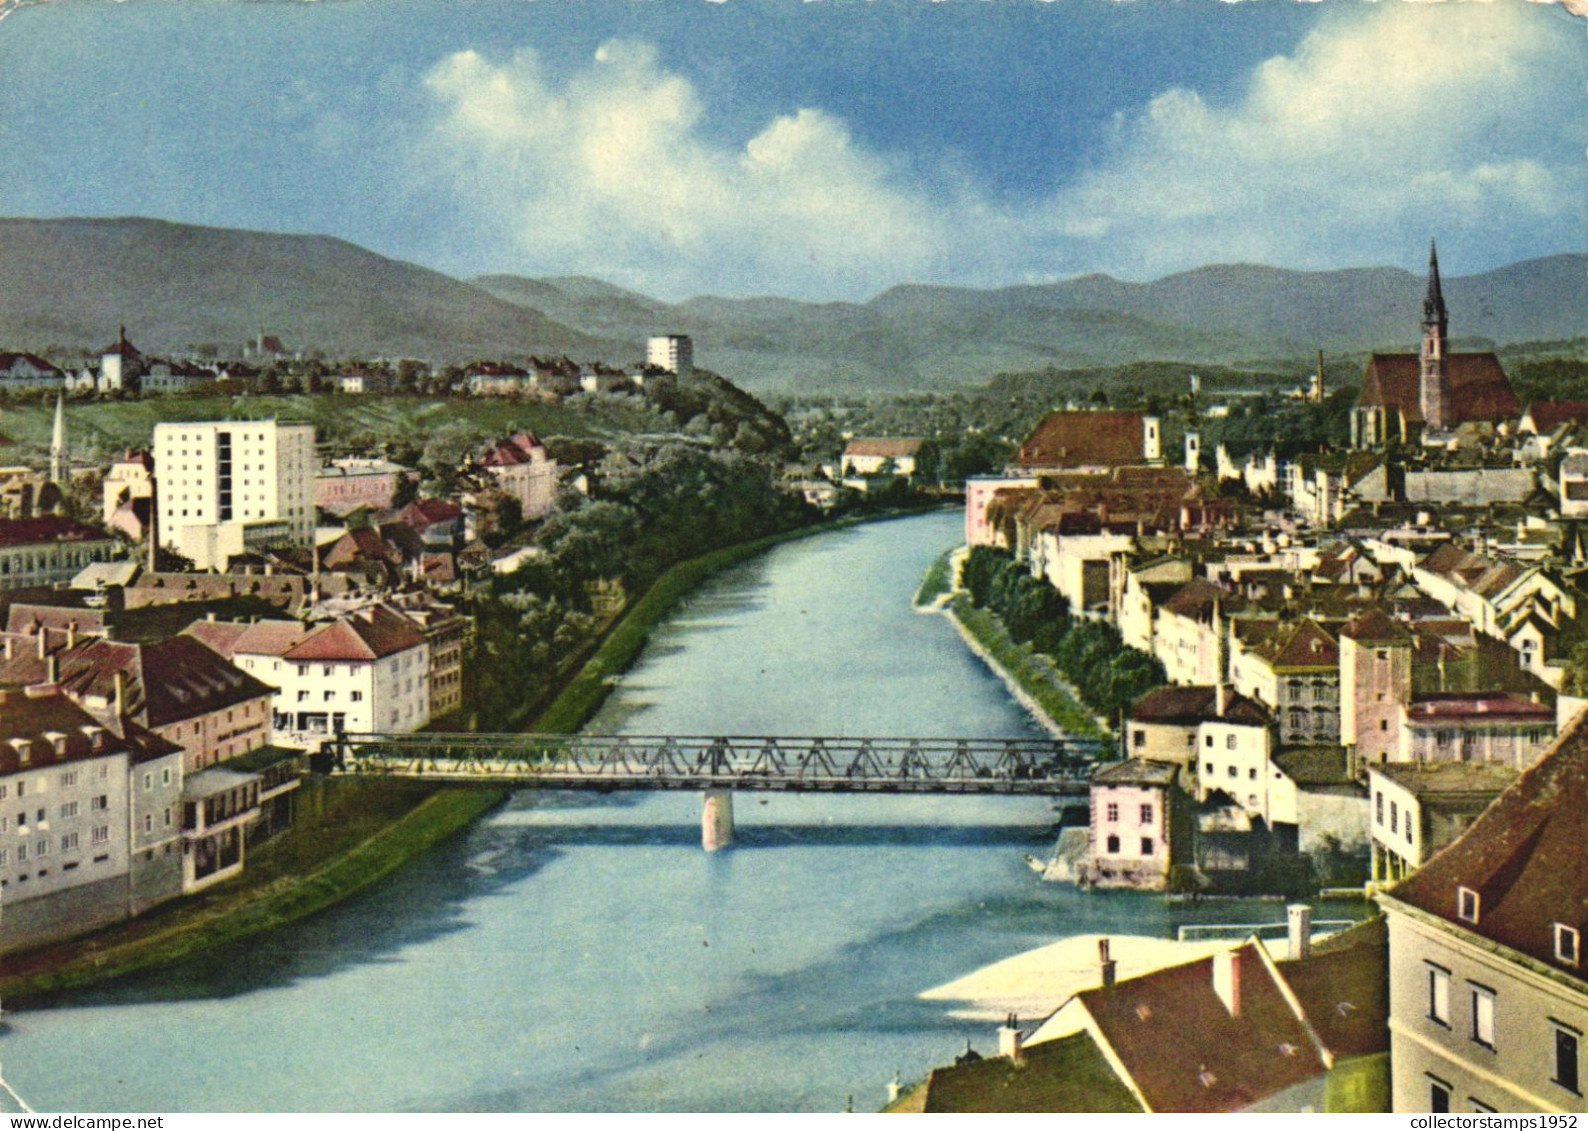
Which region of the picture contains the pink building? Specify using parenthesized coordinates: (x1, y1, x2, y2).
(315, 459, 408, 516)
(964, 474, 1039, 547)
(1081, 758, 1187, 890)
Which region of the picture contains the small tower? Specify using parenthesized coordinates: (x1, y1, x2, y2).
(1419, 241, 1451, 432)
(1184, 430, 1201, 473)
(1311, 350, 1325, 403)
(48, 390, 67, 487)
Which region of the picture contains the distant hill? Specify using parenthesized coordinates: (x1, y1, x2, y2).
(2, 215, 1583, 393)
(0, 217, 633, 363)
(482, 254, 1588, 392)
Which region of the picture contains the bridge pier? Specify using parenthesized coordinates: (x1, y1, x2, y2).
(702, 789, 735, 851)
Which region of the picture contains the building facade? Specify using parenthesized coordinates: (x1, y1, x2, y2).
(153, 420, 316, 570)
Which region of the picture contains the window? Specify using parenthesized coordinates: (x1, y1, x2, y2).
(1426, 964, 1450, 1026)
(1469, 1099, 1496, 1113)
(1555, 1024, 1581, 1094)
(162, 767, 171, 786)
(1429, 1078, 1451, 1113)
(1140, 838, 1153, 855)
(59, 801, 77, 820)
(1105, 803, 1119, 822)
(1248, 768, 1257, 780)
(143, 772, 152, 791)
(1470, 984, 1496, 1049)
(1227, 765, 1237, 778)
(1204, 762, 1213, 775)
(1376, 792, 1383, 825)
(164, 807, 172, 828)
(351, 691, 363, 703)
(1458, 887, 1480, 924)
(1140, 804, 1154, 825)
(59, 832, 77, 852)
(58, 772, 75, 788)
(1105, 835, 1120, 854)
(90, 825, 108, 845)
(1226, 734, 1237, 750)
(143, 814, 153, 833)
(1132, 730, 1145, 749)
(1556, 924, 1581, 967)
(90, 795, 108, 812)
(297, 691, 310, 702)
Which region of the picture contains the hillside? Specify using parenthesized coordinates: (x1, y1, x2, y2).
(483, 254, 1588, 392)
(0, 217, 635, 364)
(2, 215, 1583, 394)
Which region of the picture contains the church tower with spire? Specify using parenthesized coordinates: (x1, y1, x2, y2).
(49, 390, 67, 487)
(1418, 240, 1451, 433)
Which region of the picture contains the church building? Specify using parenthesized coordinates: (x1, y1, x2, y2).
(1352, 243, 1518, 448)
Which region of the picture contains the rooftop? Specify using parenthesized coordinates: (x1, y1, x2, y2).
(1370, 760, 1519, 798)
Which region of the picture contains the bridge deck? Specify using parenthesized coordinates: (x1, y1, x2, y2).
(321, 733, 1107, 795)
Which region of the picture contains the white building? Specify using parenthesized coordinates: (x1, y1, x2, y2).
(152, 420, 316, 571)
(646, 334, 694, 376)
(223, 606, 431, 749)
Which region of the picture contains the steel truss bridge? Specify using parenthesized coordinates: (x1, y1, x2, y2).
(318, 732, 1106, 795)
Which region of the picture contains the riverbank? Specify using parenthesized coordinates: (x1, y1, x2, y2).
(941, 595, 1111, 742)
(0, 779, 506, 1003)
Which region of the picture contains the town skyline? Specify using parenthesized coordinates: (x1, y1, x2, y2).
(1, 0, 1585, 302)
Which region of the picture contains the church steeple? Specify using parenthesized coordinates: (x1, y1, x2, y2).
(49, 390, 67, 487)
(1419, 239, 1451, 432)
(1423, 240, 1448, 330)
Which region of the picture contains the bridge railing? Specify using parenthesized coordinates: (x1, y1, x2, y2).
(319, 732, 1109, 792)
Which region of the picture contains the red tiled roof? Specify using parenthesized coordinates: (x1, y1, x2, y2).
(1160, 578, 1243, 621)
(1079, 943, 1326, 1112)
(1013, 411, 1147, 471)
(44, 636, 274, 729)
(183, 619, 250, 658)
(1278, 918, 1389, 1062)
(0, 516, 113, 549)
(1404, 692, 1553, 724)
(1256, 619, 1338, 670)
(282, 605, 424, 662)
(1129, 685, 1270, 727)
(0, 687, 132, 772)
(1358, 353, 1518, 426)
(0, 352, 62, 375)
(229, 619, 312, 658)
(1389, 709, 1588, 983)
(1522, 400, 1588, 433)
(842, 437, 923, 459)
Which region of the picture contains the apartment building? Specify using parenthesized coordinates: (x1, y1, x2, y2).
(152, 420, 316, 570)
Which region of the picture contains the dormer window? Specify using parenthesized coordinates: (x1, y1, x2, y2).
(1555, 924, 1581, 967)
(1458, 886, 1481, 924)
(9, 738, 31, 765)
(43, 732, 66, 757)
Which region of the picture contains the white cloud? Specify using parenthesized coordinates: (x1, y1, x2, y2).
(419, 40, 947, 299)
(1043, 1, 1586, 277)
(418, 4, 1586, 300)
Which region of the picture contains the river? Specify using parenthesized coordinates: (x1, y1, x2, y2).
(1, 510, 1353, 1112)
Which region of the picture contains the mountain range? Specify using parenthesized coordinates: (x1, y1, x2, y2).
(2, 216, 1585, 393)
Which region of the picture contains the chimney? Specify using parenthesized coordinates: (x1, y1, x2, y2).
(114, 669, 127, 720)
(1287, 904, 1313, 961)
(46, 654, 58, 684)
(1099, 937, 1117, 987)
(886, 1073, 903, 1106)
(1215, 682, 1228, 718)
(997, 1014, 1024, 1061)
(66, 620, 77, 650)
(3, 637, 11, 661)
(1213, 948, 1243, 1017)
(36, 629, 47, 661)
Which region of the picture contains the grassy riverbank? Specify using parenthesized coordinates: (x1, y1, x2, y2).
(533, 506, 947, 734)
(0, 779, 505, 1002)
(947, 596, 1111, 741)
(913, 548, 955, 608)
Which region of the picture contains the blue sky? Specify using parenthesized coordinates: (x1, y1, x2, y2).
(0, 0, 1584, 301)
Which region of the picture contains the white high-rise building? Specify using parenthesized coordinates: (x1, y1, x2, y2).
(646, 334, 693, 376)
(152, 420, 315, 570)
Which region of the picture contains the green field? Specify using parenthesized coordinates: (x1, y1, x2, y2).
(0, 392, 671, 462)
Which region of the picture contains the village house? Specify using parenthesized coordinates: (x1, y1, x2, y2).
(1366, 761, 1517, 886)
(904, 916, 1388, 1113)
(194, 605, 430, 749)
(0, 516, 120, 591)
(1078, 758, 1190, 891)
(1377, 711, 1588, 1113)
(477, 432, 559, 520)
(315, 458, 408, 516)
(1229, 618, 1341, 747)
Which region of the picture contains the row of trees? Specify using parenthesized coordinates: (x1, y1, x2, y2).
(961, 545, 1166, 723)
(465, 442, 817, 728)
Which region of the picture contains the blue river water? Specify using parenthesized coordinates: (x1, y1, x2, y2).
(0, 510, 1355, 1111)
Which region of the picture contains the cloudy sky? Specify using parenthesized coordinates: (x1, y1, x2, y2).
(0, 0, 1583, 301)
